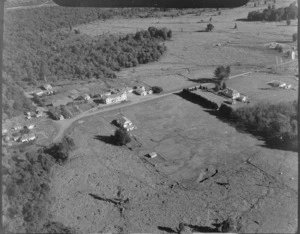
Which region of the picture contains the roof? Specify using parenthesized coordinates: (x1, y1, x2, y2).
(267, 80, 286, 87)
(102, 92, 126, 100)
(118, 116, 132, 125)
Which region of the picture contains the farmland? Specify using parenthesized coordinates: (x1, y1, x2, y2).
(2, 0, 298, 233)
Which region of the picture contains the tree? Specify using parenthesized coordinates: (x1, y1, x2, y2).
(286, 19, 291, 25)
(214, 65, 231, 80)
(113, 129, 131, 146)
(152, 86, 163, 93)
(206, 23, 214, 32)
(292, 33, 297, 41)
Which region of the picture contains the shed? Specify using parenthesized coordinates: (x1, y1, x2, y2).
(43, 84, 53, 91)
(221, 88, 240, 99)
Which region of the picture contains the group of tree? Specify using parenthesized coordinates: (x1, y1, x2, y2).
(247, 2, 298, 21)
(230, 101, 298, 150)
(44, 136, 76, 164)
(3, 141, 76, 233)
(2, 72, 34, 119)
(48, 105, 73, 120)
(152, 86, 164, 93)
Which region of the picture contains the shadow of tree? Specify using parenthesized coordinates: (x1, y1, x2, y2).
(94, 135, 116, 145)
(188, 78, 217, 83)
(195, 30, 208, 32)
(236, 18, 248, 21)
(187, 224, 219, 233)
(157, 226, 177, 233)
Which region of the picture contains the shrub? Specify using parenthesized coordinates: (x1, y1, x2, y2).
(152, 86, 163, 93)
(275, 44, 283, 52)
(113, 129, 131, 146)
(292, 33, 297, 41)
(206, 23, 214, 32)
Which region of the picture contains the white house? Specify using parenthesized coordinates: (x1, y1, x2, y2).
(43, 84, 53, 91)
(135, 87, 147, 96)
(25, 124, 35, 130)
(20, 133, 36, 143)
(116, 116, 134, 131)
(34, 90, 44, 96)
(221, 88, 240, 99)
(83, 94, 91, 101)
(12, 125, 22, 131)
(267, 80, 286, 88)
(101, 92, 127, 104)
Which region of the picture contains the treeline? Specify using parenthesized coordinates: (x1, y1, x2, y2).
(230, 101, 298, 151)
(247, 2, 298, 21)
(3, 137, 76, 233)
(2, 72, 34, 119)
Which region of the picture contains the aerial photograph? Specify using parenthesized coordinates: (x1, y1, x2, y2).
(1, 0, 298, 233)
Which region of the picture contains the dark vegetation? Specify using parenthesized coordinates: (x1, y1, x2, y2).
(292, 33, 297, 42)
(247, 2, 298, 21)
(214, 65, 230, 91)
(2, 72, 34, 119)
(44, 136, 76, 164)
(206, 23, 214, 32)
(2, 138, 76, 233)
(152, 86, 164, 93)
(113, 129, 132, 146)
(219, 101, 298, 151)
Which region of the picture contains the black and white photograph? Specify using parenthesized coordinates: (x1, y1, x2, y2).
(1, 0, 298, 233)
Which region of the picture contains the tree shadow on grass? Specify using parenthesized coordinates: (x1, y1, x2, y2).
(187, 224, 219, 233)
(276, 40, 293, 43)
(188, 78, 217, 83)
(94, 135, 116, 145)
(236, 18, 248, 21)
(157, 226, 177, 233)
(195, 30, 208, 32)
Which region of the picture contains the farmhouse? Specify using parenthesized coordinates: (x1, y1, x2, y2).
(42, 84, 53, 91)
(221, 88, 240, 99)
(20, 133, 36, 143)
(34, 90, 44, 96)
(25, 124, 35, 130)
(267, 80, 287, 88)
(116, 116, 135, 131)
(12, 125, 23, 131)
(12, 135, 21, 142)
(135, 86, 147, 96)
(101, 92, 127, 104)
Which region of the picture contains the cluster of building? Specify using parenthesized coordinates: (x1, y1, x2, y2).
(267, 80, 293, 89)
(32, 84, 55, 97)
(25, 108, 44, 119)
(219, 88, 248, 102)
(2, 123, 36, 143)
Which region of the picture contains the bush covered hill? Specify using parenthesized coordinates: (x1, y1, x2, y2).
(247, 1, 298, 21)
(2, 138, 76, 233)
(3, 6, 174, 119)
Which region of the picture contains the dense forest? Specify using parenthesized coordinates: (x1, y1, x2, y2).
(247, 1, 298, 21)
(3, 6, 176, 118)
(3, 137, 76, 233)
